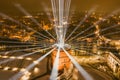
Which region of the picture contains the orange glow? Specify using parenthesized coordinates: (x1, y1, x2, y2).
(49, 39, 54, 43)
(43, 25, 50, 30)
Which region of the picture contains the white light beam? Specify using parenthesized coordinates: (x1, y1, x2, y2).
(0, 13, 49, 40)
(62, 48, 93, 80)
(65, 6, 97, 42)
(68, 8, 120, 42)
(0, 47, 52, 65)
(14, 3, 56, 40)
(50, 47, 60, 80)
(9, 48, 55, 80)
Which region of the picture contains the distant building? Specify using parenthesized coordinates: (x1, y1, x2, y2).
(106, 52, 120, 79)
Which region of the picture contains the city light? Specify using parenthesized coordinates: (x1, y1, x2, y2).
(0, 0, 120, 80)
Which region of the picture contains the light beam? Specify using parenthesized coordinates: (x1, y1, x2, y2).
(62, 48, 93, 80)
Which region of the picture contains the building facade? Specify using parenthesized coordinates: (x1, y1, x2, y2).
(106, 52, 120, 79)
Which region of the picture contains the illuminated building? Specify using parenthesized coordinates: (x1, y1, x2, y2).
(51, 49, 71, 73)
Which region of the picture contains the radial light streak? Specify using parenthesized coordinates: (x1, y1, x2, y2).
(100, 24, 120, 32)
(0, 0, 118, 79)
(51, 0, 58, 26)
(9, 48, 55, 80)
(50, 47, 60, 80)
(78, 24, 120, 40)
(0, 47, 52, 65)
(0, 46, 44, 54)
(65, 0, 71, 22)
(0, 23, 13, 28)
(58, 0, 64, 45)
(63, 0, 71, 41)
(65, 6, 97, 42)
(31, 34, 45, 40)
(14, 3, 56, 41)
(41, 2, 53, 24)
(51, 0, 71, 46)
(0, 15, 47, 41)
(0, 13, 49, 40)
(68, 9, 120, 42)
(0, 41, 42, 46)
(51, 0, 60, 44)
(0, 19, 48, 41)
(74, 46, 117, 50)
(2, 45, 42, 48)
(103, 30, 120, 36)
(73, 48, 95, 56)
(31, 34, 49, 42)
(62, 48, 93, 80)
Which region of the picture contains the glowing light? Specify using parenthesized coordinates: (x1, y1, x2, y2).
(17, 57, 24, 59)
(57, 26, 63, 28)
(26, 57, 32, 61)
(2, 56, 8, 58)
(99, 17, 103, 20)
(20, 75, 30, 80)
(65, 6, 97, 42)
(2, 0, 119, 80)
(33, 61, 39, 65)
(63, 21, 68, 25)
(20, 68, 26, 72)
(10, 56, 16, 59)
(0, 66, 2, 68)
(3, 67, 10, 71)
(33, 67, 40, 74)
(12, 68, 18, 71)
(10, 48, 55, 80)
(24, 71, 30, 75)
(14, 3, 56, 40)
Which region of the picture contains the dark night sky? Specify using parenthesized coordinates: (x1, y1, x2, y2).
(0, 0, 120, 15)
